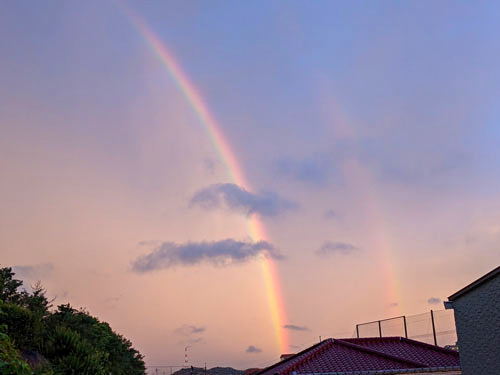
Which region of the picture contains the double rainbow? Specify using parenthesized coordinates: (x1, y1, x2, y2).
(125, 10, 288, 353)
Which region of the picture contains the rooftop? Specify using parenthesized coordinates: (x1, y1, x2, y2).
(448, 265, 500, 301)
(259, 337, 460, 375)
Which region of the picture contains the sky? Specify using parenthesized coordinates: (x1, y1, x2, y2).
(1, 0, 500, 370)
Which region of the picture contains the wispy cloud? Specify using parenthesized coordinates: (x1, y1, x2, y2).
(175, 325, 206, 336)
(132, 239, 284, 273)
(190, 183, 298, 217)
(427, 297, 441, 305)
(12, 263, 54, 282)
(316, 241, 359, 256)
(276, 154, 337, 186)
(102, 295, 122, 310)
(245, 345, 262, 353)
(283, 324, 310, 331)
(323, 209, 342, 221)
(174, 325, 206, 346)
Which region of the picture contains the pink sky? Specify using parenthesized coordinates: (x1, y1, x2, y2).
(1, 0, 499, 369)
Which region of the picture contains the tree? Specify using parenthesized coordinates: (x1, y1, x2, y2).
(0, 268, 23, 305)
(0, 267, 146, 374)
(0, 305, 32, 375)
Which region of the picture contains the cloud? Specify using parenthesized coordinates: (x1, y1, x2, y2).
(427, 297, 441, 305)
(190, 183, 298, 217)
(137, 240, 160, 247)
(276, 154, 337, 185)
(175, 325, 206, 336)
(12, 263, 54, 283)
(245, 345, 262, 353)
(185, 337, 204, 345)
(389, 302, 399, 307)
(323, 209, 342, 221)
(102, 295, 122, 310)
(203, 158, 217, 175)
(132, 239, 284, 273)
(283, 324, 310, 331)
(316, 241, 359, 256)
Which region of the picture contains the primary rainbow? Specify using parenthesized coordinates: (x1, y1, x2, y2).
(124, 9, 289, 353)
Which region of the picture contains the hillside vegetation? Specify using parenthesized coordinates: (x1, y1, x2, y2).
(0, 266, 146, 375)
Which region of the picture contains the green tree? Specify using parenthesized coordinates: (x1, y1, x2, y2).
(42, 326, 107, 375)
(0, 303, 32, 375)
(0, 267, 146, 375)
(0, 268, 23, 305)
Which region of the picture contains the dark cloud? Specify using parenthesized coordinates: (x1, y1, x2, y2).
(12, 263, 54, 281)
(276, 154, 337, 185)
(245, 345, 262, 353)
(283, 324, 310, 331)
(132, 239, 284, 273)
(175, 325, 206, 336)
(427, 297, 441, 305)
(316, 241, 359, 256)
(190, 183, 298, 217)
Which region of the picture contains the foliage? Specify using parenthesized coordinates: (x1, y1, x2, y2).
(43, 326, 108, 375)
(0, 323, 32, 375)
(0, 268, 23, 305)
(0, 266, 146, 375)
(0, 303, 40, 350)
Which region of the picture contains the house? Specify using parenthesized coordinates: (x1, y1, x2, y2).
(444, 265, 500, 375)
(258, 337, 461, 375)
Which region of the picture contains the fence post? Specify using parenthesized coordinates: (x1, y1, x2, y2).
(430, 310, 437, 346)
(403, 316, 408, 338)
(356, 324, 359, 338)
(378, 320, 382, 338)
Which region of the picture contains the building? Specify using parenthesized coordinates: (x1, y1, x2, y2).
(258, 337, 461, 375)
(444, 265, 500, 375)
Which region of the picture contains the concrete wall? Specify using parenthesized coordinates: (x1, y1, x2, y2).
(452, 273, 500, 375)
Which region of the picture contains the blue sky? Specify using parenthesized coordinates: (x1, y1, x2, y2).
(1, 0, 500, 369)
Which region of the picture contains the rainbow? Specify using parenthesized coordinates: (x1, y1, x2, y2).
(122, 8, 288, 353)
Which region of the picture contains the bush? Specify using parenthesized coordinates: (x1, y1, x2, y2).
(0, 326, 32, 375)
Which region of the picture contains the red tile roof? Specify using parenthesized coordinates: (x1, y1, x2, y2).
(259, 337, 460, 375)
(342, 337, 460, 368)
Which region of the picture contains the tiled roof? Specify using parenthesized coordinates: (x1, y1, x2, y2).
(259, 337, 460, 375)
(341, 337, 459, 368)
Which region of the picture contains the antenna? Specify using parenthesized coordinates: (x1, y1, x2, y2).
(184, 346, 190, 368)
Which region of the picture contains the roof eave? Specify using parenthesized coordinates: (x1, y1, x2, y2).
(448, 266, 500, 301)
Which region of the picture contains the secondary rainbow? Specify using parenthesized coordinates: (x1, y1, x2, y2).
(124, 10, 289, 353)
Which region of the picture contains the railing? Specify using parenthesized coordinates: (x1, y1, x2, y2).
(355, 309, 457, 347)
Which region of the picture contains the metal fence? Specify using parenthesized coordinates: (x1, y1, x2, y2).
(355, 309, 457, 347)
